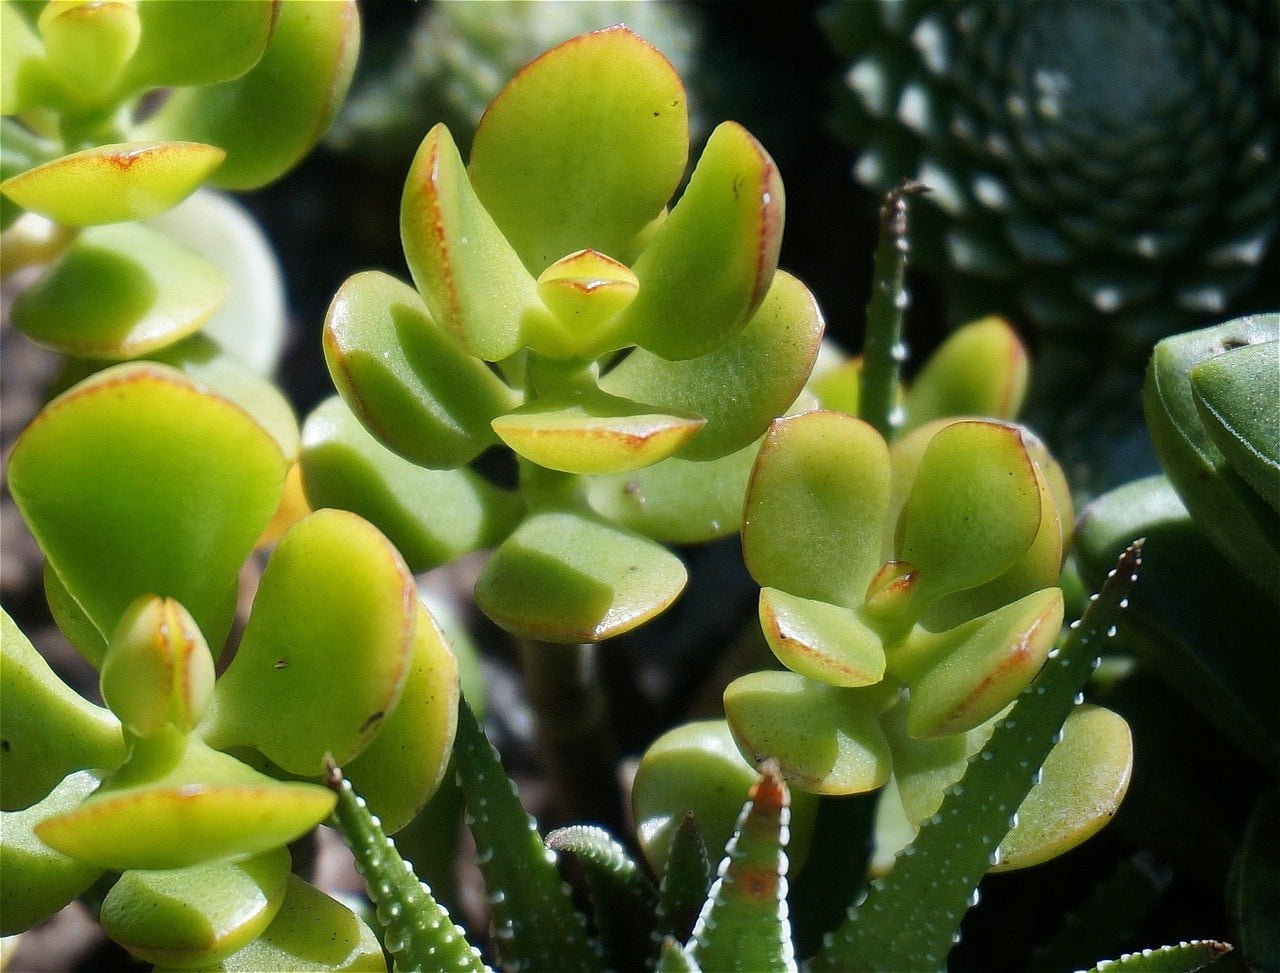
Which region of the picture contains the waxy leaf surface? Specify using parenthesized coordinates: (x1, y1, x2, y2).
(759, 588, 885, 688)
(324, 270, 514, 468)
(401, 122, 544, 361)
(37, 0, 141, 96)
(141, 0, 359, 190)
(475, 509, 686, 642)
(12, 223, 227, 358)
(602, 270, 824, 460)
(122, 0, 276, 90)
(0, 141, 224, 226)
(101, 847, 291, 967)
(7, 363, 286, 650)
(617, 121, 783, 360)
(469, 25, 688, 274)
(904, 316, 1028, 427)
(724, 671, 891, 795)
(301, 396, 520, 573)
(743, 411, 889, 607)
(205, 510, 414, 776)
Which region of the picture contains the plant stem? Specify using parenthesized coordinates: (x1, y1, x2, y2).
(516, 638, 624, 829)
(859, 181, 924, 443)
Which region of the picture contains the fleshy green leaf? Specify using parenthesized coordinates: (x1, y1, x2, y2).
(904, 317, 1029, 427)
(758, 588, 885, 688)
(101, 847, 291, 968)
(140, 0, 360, 190)
(723, 670, 891, 795)
(0, 609, 124, 810)
(400, 122, 545, 362)
(0, 770, 104, 935)
(492, 389, 704, 475)
(657, 938, 701, 973)
(474, 509, 687, 642)
(1, 0, 51, 115)
(121, 0, 277, 90)
(468, 25, 688, 275)
(654, 813, 711, 952)
(341, 603, 460, 836)
(36, 0, 140, 97)
(203, 510, 415, 776)
(453, 696, 603, 972)
(812, 542, 1142, 971)
(42, 560, 108, 666)
(897, 420, 1042, 608)
(323, 270, 515, 468)
(536, 249, 639, 353)
(1190, 339, 1280, 513)
(11, 223, 227, 359)
(615, 121, 783, 360)
(36, 729, 335, 870)
(600, 270, 824, 460)
(742, 411, 889, 608)
(153, 875, 387, 972)
(300, 396, 521, 573)
(1232, 790, 1279, 972)
(686, 762, 795, 973)
(0, 141, 224, 226)
(7, 363, 286, 650)
(1085, 941, 1233, 972)
(327, 764, 486, 973)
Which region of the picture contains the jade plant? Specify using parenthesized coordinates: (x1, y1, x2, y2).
(1, 0, 359, 366)
(1, 362, 458, 969)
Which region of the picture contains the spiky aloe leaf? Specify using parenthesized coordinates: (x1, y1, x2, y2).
(324, 761, 486, 973)
(452, 697, 602, 972)
(656, 937, 701, 973)
(546, 825, 657, 967)
(1085, 941, 1233, 972)
(654, 812, 711, 956)
(813, 542, 1143, 971)
(686, 761, 795, 973)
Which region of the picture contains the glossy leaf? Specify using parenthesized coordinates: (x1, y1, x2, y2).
(469, 25, 688, 274)
(904, 317, 1029, 427)
(633, 720, 817, 879)
(906, 588, 1064, 738)
(686, 763, 796, 973)
(0, 771, 104, 935)
(300, 396, 520, 573)
(758, 588, 885, 688)
(36, 729, 335, 870)
(0, 609, 123, 811)
(323, 270, 515, 468)
(813, 543, 1142, 970)
(616, 121, 783, 360)
(601, 270, 824, 460)
(897, 420, 1042, 608)
(401, 122, 545, 361)
(42, 561, 108, 667)
(474, 509, 686, 642)
(492, 389, 704, 475)
(11, 223, 227, 359)
(1085, 942, 1233, 973)
(0, 141, 224, 226)
(101, 847, 290, 967)
(141, 0, 360, 190)
(1191, 339, 1280, 513)
(743, 411, 890, 607)
(724, 670, 891, 795)
(537, 249, 639, 347)
(327, 765, 485, 973)
(584, 439, 757, 544)
(154, 875, 387, 972)
(122, 0, 276, 90)
(8, 363, 286, 650)
(1145, 314, 1280, 592)
(655, 814, 711, 951)
(342, 603, 460, 835)
(37, 0, 140, 95)
(204, 510, 414, 776)
(453, 697, 603, 972)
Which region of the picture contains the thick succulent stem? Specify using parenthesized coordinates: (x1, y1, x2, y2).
(858, 181, 924, 443)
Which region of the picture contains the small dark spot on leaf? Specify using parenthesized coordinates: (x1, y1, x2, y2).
(732, 175, 743, 200)
(360, 711, 385, 733)
(1216, 337, 1249, 352)
(1, 738, 9, 752)
(653, 110, 660, 117)
(274, 658, 288, 669)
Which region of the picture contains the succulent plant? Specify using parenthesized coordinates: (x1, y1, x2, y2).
(1, 0, 359, 366)
(1, 363, 458, 969)
(329, 0, 703, 164)
(822, 0, 1280, 350)
(310, 25, 820, 646)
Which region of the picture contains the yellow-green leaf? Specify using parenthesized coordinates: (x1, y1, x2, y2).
(758, 587, 886, 688)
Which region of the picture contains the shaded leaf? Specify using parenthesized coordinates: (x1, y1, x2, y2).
(1085, 941, 1232, 973)
(758, 588, 885, 688)
(122, 0, 276, 90)
(654, 813, 711, 952)
(1232, 790, 1279, 972)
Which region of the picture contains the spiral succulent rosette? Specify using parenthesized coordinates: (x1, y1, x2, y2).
(822, 0, 1280, 348)
(1, 363, 456, 970)
(310, 26, 826, 645)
